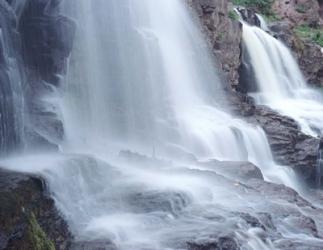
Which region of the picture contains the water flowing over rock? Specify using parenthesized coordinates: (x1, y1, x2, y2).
(18, 0, 75, 150)
(0, 1, 24, 154)
(269, 21, 323, 87)
(1, 0, 323, 249)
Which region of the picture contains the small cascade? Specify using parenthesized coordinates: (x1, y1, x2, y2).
(1, 1, 319, 249)
(241, 15, 323, 137)
(0, 1, 25, 153)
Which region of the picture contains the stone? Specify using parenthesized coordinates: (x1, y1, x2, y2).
(272, 0, 320, 27)
(0, 168, 71, 250)
(200, 160, 264, 181)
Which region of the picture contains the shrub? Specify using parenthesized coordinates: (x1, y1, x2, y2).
(232, 0, 274, 15)
(228, 10, 240, 20)
(294, 25, 323, 47)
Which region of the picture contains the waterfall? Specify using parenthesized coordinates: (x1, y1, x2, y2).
(242, 20, 323, 137)
(0, 1, 307, 249)
(0, 1, 25, 154)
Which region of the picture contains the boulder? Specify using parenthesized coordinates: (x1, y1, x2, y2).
(200, 160, 264, 181)
(0, 168, 71, 250)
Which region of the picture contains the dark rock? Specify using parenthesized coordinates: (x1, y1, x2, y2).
(0, 1, 24, 154)
(0, 168, 71, 250)
(70, 241, 117, 250)
(17, 0, 76, 150)
(227, 91, 319, 184)
(236, 7, 260, 27)
(187, 236, 239, 250)
(200, 160, 264, 181)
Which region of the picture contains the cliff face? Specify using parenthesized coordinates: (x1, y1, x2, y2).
(272, 0, 320, 26)
(0, 1, 24, 153)
(18, 0, 75, 150)
(188, 0, 242, 90)
(0, 0, 75, 152)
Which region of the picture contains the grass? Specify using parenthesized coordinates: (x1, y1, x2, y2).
(263, 14, 281, 23)
(295, 4, 308, 14)
(28, 213, 56, 250)
(294, 25, 323, 47)
(229, 10, 240, 20)
(232, 0, 274, 15)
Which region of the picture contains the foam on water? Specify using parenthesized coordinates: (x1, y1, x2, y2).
(0, 1, 313, 249)
(242, 22, 323, 137)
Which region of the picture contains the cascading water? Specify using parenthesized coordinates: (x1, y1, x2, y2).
(3, 1, 323, 249)
(0, 1, 25, 153)
(242, 20, 323, 137)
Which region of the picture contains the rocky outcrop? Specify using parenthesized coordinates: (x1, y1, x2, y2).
(0, 168, 71, 249)
(251, 106, 319, 181)
(272, 0, 320, 27)
(228, 93, 319, 183)
(297, 41, 323, 86)
(0, 1, 24, 154)
(17, 0, 75, 150)
(188, 0, 242, 90)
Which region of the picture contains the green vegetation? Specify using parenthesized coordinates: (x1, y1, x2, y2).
(229, 10, 240, 20)
(295, 4, 308, 14)
(232, 0, 274, 15)
(28, 213, 56, 250)
(217, 31, 225, 41)
(294, 25, 323, 47)
(263, 14, 281, 23)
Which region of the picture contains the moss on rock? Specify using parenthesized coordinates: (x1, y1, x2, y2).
(27, 212, 56, 250)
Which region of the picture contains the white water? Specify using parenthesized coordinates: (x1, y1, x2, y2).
(0, 1, 310, 249)
(242, 22, 323, 137)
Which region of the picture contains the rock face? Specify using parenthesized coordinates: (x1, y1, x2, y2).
(272, 0, 320, 26)
(188, 0, 242, 90)
(17, 0, 75, 150)
(297, 41, 323, 86)
(0, 168, 71, 250)
(229, 93, 319, 183)
(0, 1, 24, 154)
(251, 106, 319, 181)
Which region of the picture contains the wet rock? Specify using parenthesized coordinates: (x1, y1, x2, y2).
(252, 106, 319, 182)
(17, 0, 75, 150)
(70, 241, 117, 250)
(229, 92, 319, 184)
(201, 160, 264, 181)
(0, 168, 71, 250)
(0, 1, 24, 154)
(187, 236, 239, 250)
(236, 7, 260, 27)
